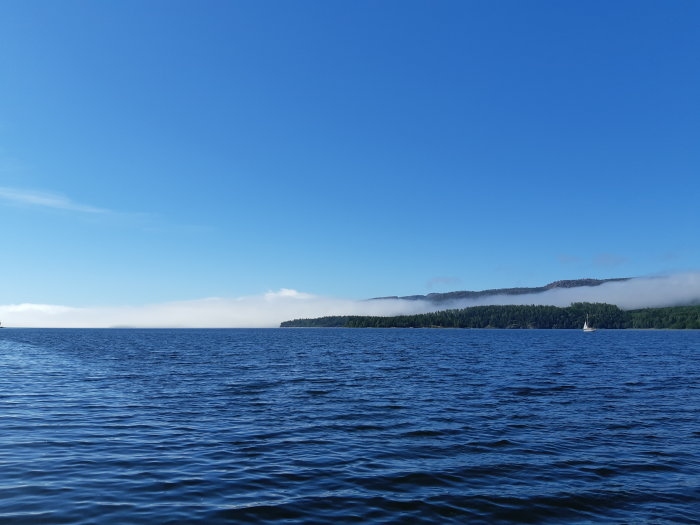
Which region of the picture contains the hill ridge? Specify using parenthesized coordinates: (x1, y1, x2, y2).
(371, 278, 630, 303)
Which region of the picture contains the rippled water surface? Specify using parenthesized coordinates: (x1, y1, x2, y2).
(1, 328, 699, 523)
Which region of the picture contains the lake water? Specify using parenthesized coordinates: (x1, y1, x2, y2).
(1, 328, 699, 524)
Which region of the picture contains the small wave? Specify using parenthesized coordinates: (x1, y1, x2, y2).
(2, 328, 699, 524)
(400, 429, 462, 438)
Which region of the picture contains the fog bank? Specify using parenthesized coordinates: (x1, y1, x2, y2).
(1, 273, 698, 328)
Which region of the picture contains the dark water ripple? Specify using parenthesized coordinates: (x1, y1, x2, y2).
(1, 329, 700, 523)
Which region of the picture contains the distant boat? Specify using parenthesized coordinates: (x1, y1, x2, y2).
(583, 315, 596, 332)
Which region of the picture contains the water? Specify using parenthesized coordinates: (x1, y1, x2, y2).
(1, 328, 699, 524)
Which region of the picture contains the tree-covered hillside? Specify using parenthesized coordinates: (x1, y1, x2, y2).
(281, 303, 700, 329)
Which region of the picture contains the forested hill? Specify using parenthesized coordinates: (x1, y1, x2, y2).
(281, 303, 700, 329)
(372, 278, 629, 303)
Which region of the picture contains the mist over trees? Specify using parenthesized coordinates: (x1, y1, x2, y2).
(281, 303, 700, 329)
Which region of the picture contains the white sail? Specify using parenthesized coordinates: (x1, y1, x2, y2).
(583, 315, 596, 332)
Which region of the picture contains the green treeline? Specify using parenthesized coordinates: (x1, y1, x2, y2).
(280, 303, 700, 329)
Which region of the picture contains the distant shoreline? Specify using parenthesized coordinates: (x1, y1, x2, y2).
(281, 303, 700, 330)
(280, 326, 697, 330)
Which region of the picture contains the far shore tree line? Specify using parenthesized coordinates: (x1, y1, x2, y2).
(281, 303, 700, 329)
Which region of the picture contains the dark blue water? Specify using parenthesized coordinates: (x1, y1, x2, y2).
(1, 329, 699, 524)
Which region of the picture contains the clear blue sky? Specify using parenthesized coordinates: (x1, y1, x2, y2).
(1, 0, 698, 306)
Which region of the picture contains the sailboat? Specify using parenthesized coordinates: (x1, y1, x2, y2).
(583, 314, 596, 332)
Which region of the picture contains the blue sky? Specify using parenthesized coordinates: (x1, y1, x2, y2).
(1, 0, 698, 309)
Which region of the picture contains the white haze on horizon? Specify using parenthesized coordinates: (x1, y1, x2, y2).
(1, 273, 699, 328)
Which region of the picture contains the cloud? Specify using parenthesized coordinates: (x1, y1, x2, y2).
(0, 292, 431, 329)
(265, 288, 313, 299)
(0, 186, 202, 232)
(1, 273, 699, 328)
(0, 187, 107, 214)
